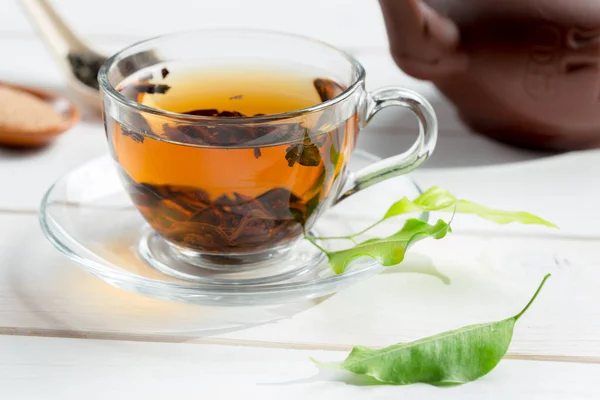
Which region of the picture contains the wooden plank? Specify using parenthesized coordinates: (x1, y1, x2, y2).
(1, 335, 599, 399)
(0, 213, 599, 359)
(0, 1, 596, 395)
(218, 234, 600, 358)
(1, 0, 390, 50)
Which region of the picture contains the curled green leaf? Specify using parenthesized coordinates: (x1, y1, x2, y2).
(385, 186, 557, 228)
(451, 199, 557, 227)
(322, 218, 451, 274)
(312, 274, 551, 386)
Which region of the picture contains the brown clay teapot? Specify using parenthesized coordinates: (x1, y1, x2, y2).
(379, 0, 600, 150)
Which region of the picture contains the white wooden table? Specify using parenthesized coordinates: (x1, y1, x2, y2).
(1, 1, 599, 398)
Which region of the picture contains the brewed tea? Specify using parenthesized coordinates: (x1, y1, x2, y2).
(106, 65, 357, 254)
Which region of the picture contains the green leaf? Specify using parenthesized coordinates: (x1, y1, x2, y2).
(324, 218, 451, 274)
(384, 186, 557, 228)
(313, 274, 551, 386)
(384, 186, 456, 218)
(452, 199, 557, 227)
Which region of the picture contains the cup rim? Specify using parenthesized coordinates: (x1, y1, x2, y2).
(98, 28, 366, 124)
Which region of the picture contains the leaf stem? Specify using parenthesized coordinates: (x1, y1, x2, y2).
(304, 235, 330, 255)
(312, 218, 385, 241)
(513, 273, 551, 321)
(310, 235, 355, 241)
(347, 219, 384, 238)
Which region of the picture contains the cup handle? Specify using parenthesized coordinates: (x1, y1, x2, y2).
(335, 87, 437, 203)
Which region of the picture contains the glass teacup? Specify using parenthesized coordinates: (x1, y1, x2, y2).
(98, 29, 436, 280)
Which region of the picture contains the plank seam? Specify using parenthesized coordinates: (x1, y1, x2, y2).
(0, 327, 597, 364)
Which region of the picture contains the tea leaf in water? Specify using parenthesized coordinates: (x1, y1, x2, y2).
(184, 109, 221, 117)
(328, 132, 341, 167)
(112, 69, 352, 252)
(219, 110, 246, 117)
(285, 129, 322, 167)
(121, 127, 145, 144)
(314, 78, 345, 102)
(128, 83, 171, 95)
(184, 109, 246, 117)
(312, 274, 551, 386)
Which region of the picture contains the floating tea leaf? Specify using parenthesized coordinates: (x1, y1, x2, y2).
(121, 127, 145, 143)
(314, 78, 345, 102)
(127, 84, 171, 94)
(184, 109, 246, 117)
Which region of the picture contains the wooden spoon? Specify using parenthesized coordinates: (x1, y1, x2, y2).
(18, 0, 107, 112)
(0, 81, 80, 148)
(19, 0, 160, 113)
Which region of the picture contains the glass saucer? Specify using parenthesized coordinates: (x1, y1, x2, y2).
(39, 150, 425, 306)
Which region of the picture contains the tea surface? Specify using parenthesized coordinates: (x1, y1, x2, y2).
(107, 65, 357, 253)
(128, 65, 325, 116)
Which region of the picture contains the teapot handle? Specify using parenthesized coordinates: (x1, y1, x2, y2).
(378, 0, 468, 80)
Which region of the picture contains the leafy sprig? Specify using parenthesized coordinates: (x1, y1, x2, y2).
(307, 186, 557, 274)
(306, 186, 556, 386)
